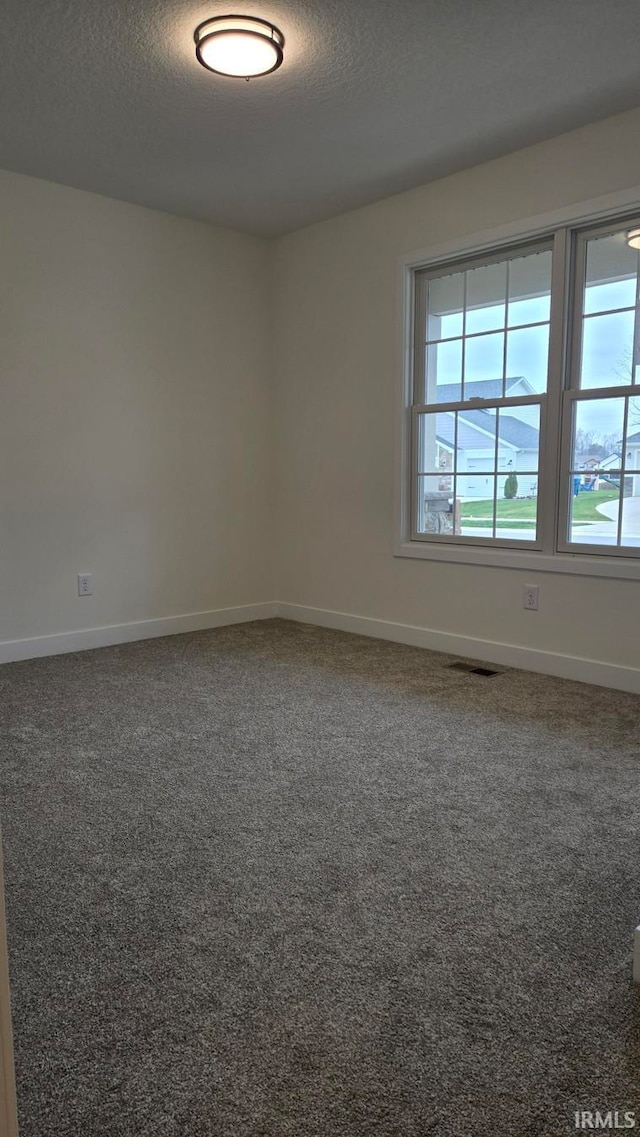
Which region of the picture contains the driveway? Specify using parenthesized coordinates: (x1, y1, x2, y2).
(596, 494, 640, 527)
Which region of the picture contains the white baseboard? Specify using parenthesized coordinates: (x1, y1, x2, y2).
(274, 602, 640, 695)
(3, 599, 638, 694)
(0, 602, 277, 665)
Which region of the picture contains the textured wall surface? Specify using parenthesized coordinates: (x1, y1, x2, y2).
(0, 169, 273, 641)
(273, 107, 640, 671)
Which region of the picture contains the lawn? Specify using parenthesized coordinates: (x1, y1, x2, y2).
(570, 488, 618, 520)
(460, 488, 617, 528)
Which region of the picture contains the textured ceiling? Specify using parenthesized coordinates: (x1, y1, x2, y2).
(3, 0, 640, 236)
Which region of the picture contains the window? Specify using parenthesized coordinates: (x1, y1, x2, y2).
(560, 222, 640, 554)
(405, 213, 640, 565)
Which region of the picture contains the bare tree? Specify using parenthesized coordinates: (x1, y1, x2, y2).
(574, 427, 597, 453)
(613, 344, 640, 428)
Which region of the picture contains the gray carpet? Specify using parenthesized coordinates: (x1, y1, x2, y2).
(0, 618, 639, 1136)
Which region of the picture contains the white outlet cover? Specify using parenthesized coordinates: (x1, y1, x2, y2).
(77, 573, 93, 596)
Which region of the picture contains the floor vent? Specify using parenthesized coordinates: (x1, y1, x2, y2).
(448, 662, 501, 677)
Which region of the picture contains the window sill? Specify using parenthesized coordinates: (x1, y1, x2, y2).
(393, 539, 640, 580)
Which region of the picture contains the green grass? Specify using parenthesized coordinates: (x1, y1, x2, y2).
(462, 498, 537, 521)
(460, 519, 536, 530)
(569, 488, 618, 520)
(460, 487, 617, 526)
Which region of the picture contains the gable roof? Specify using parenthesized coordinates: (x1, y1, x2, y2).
(436, 408, 539, 452)
(433, 377, 535, 404)
(490, 412, 539, 449)
(436, 415, 495, 451)
(626, 431, 640, 446)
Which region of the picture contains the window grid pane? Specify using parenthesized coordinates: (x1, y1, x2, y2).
(508, 250, 552, 326)
(565, 391, 640, 550)
(579, 228, 640, 392)
(415, 402, 541, 543)
(420, 248, 552, 477)
(564, 223, 640, 553)
(583, 232, 639, 316)
(580, 311, 635, 389)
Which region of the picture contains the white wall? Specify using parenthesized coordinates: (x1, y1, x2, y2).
(272, 107, 640, 676)
(0, 170, 273, 646)
(3, 107, 640, 681)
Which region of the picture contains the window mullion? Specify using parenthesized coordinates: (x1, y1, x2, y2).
(632, 247, 640, 383)
(410, 408, 419, 539)
(617, 397, 630, 546)
(493, 411, 499, 540)
(460, 270, 467, 401)
(453, 410, 459, 534)
(556, 229, 585, 552)
(413, 272, 428, 405)
(412, 393, 544, 414)
(537, 227, 570, 554)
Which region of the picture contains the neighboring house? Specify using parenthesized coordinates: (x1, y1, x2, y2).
(583, 436, 640, 496)
(598, 453, 622, 470)
(625, 431, 640, 496)
(435, 376, 539, 427)
(432, 378, 540, 498)
(600, 450, 627, 468)
(577, 452, 621, 470)
(575, 451, 621, 490)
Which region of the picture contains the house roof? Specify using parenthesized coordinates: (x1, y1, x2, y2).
(476, 411, 539, 449)
(578, 451, 621, 468)
(436, 408, 539, 452)
(434, 378, 534, 403)
(626, 431, 640, 446)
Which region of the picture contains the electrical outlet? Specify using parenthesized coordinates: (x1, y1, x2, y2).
(77, 573, 92, 597)
(522, 584, 539, 611)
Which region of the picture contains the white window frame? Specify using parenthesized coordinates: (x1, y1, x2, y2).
(410, 235, 556, 553)
(395, 185, 640, 581)
(557, 217, 640, 558)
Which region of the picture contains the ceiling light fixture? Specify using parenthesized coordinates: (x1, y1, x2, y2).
(194, 15, 285, 79)
(627, 228, 640, 249)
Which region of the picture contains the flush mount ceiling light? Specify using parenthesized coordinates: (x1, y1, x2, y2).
(627, 228, 640, 249)
(194, 15, 285, 79)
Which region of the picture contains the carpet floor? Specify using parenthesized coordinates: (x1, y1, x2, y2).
(0, 618, 639, 1136)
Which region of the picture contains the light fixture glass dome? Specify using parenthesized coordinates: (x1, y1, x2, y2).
(627, 228, 640, 250)
(194, 16, 285, 78)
